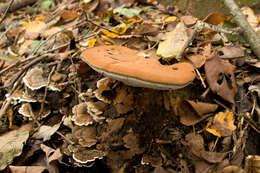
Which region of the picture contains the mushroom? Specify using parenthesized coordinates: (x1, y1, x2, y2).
(72, 149, 105, 164)
(72, 103, 94, 126)
(81, 45, 195, 90)
(73, 126, 98, 147)
(23, 67, 62, 91)
(18, 103, 51, 120)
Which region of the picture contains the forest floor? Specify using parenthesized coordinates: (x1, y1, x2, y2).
(0, 0, 260, 173)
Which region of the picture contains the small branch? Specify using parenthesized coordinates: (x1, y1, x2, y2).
(222, 0, 260, 59)
(0, 0, 37, 13)
(0, 99, 12, 120)
(176, 20, 239, 61)
(3, 54, 50, 89)
(0, 0, 15, 25)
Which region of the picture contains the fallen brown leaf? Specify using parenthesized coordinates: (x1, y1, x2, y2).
(205, 53, 238, 103)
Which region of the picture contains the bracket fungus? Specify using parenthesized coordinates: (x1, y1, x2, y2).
(81, 45, 195, 90)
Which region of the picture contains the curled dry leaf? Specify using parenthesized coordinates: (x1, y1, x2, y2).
(205, 53, 237, 103)
(179, 100, 218, 126)
(206, 112, 236, 137)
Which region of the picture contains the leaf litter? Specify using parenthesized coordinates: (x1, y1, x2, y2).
(0, 0, 259, 172)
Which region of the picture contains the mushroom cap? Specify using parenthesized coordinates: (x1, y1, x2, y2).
(81, 45, 195, 90)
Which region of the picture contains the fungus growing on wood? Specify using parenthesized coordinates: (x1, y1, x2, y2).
(81, 45, 195, 90)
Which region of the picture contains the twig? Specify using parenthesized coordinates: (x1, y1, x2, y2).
(176, 20, 240, 61)
(0, 0, 37, 13)
(176, 25, 198, 61)
(222, 0, 260, 59)
(0, 60, 21, 75)
(56, 131, 74, 145)
(0, 0, 15, 25)
(0, 99, 12, 119)
(195, 68, 206, 88)
(213, 99, 230, 110)
(39, 66, 56, 116)
(3, 54, 50, 89)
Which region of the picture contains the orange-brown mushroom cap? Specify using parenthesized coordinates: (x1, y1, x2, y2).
(81, 45, 195, 90)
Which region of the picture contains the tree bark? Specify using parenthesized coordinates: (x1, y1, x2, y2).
(222, 0, 260, 59)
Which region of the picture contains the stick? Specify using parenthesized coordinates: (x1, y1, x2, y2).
(222, 0, 260, 59)
(0, 0, 15, 25)
(0, 0, 37, 13)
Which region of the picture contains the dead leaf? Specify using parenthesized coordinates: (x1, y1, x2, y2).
(41, 144, 62, 173)
(205, 53, 238, 103)
(163, 16, 177, 23)
(179, 100, 218, 126)
(185, 133, 205, 151)
(24, 20, 47, 39)
(0, 124, 32, 170)
(199, 150, 228, 163)
(59, 10, 80, 23)
(206, 112, 236, 137)
(180, 15, 197, 26)
(9, 166, 47, 173)
(101, 24, 128, 38)
(153, 167, 169, 173)
(203, 12, 227, 25)
(186, 54, 206, 68)
(32, 123, 61, 141)
(156, 22, 189, 60)
(217, 46, 245, 59)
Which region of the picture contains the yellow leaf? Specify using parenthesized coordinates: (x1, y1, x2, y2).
(87, 38, 96, 47)
(34, 15, 46, 21)
(206, 112, 236, 137)
(164, 16, 177, 23)
(206, 127, 222, 137)
(101, 24, 127, 38)
(24, 20, 47, 39)
(126, 16, 142, 24)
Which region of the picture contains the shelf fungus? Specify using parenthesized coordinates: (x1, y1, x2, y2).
(18, 103, 51, 120)
(73, 126, 98, 148)
(23, 67, 61, 91)
(81, 45, 195, 90)
(72, 101, 106, 126)
(72, 148, 105, 165)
